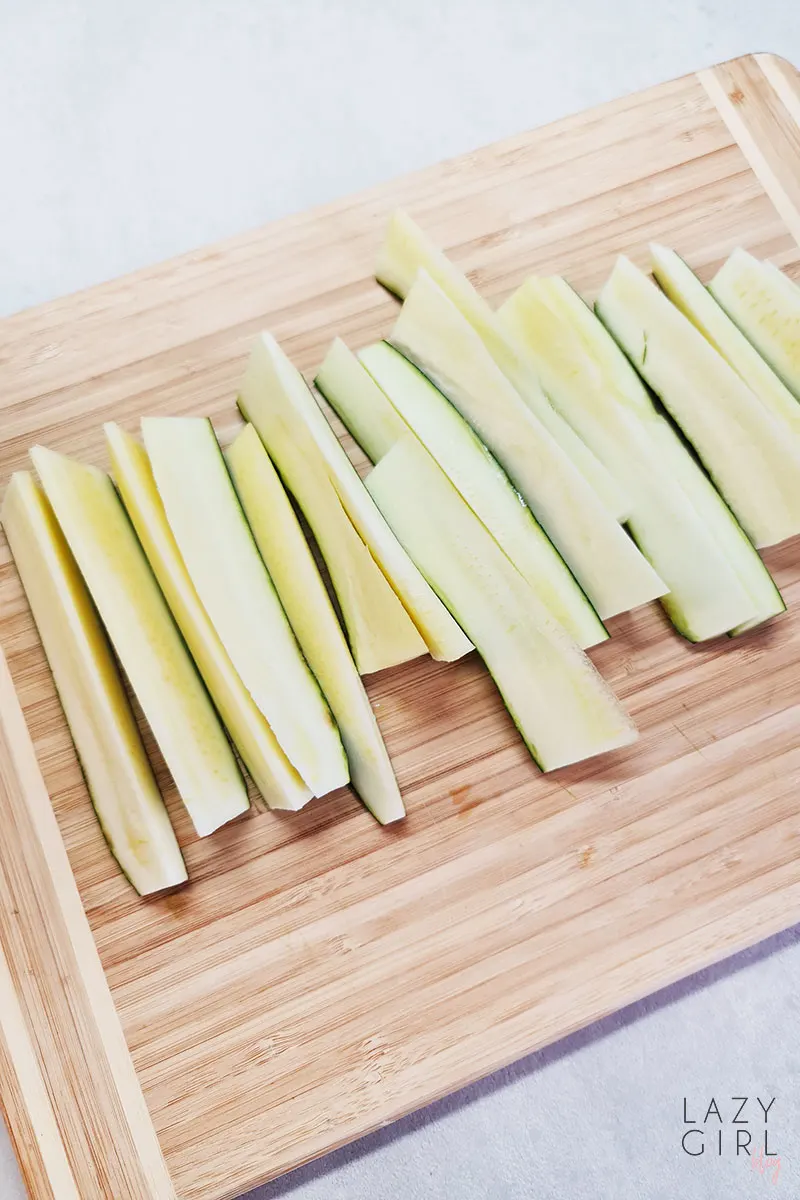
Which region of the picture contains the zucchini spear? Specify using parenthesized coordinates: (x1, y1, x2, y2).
(2, 472, 187, 895)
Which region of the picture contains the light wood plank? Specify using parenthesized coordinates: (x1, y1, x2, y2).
(0, 943, 80, 1200)
(0, 648, 176, 1198)
(698, 57, 800, 244)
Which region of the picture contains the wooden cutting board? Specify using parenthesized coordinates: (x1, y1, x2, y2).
(1, 51, 800, 1200)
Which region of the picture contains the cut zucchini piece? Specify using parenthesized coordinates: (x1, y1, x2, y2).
(649, 417, 785, 635)
(376, 209, 631, 521)
(227, 425, 403, 824)
(710, 249, 800, 401)
(650, 245, 800, 436)
(596, 255, 800, 548)
(106, 423, 311, 812)
(238, 332, 470, 665)
(359, 341, 607, 649)
(507, 273, 656, 424)
(141, 417, 348, 798)
(235, 345, 426, 676)
(30, 445, 249, 838)
(499, 277, 759, 640)
(390, 271, 667, 619)
(315, 338, 407, 462)
(366, 437, 637, 770)
(1, 472, 187, 895)
(508, 275, 784, 636)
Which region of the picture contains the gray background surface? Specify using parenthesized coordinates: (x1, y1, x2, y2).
(1, 3, 799, 1197)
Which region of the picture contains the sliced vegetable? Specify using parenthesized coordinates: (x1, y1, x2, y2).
(596, 255, 800, 548)
(366, 437, 637, 770)
(390, 271, 667, 619)
(359, 341, 607, 649)
(30, 445, 249, 837)
(234, 351, 425, 676)
(499, 277, 760, 640)
(141, 417, 348, 798)
(510, 274, 785, 636)
(315, 338, 406, 462)
(376, 208, 630, 521)
(106, 423, 311, 812)
(227, 424, 403, 823)
(649, 417, 785, 635)
(650, 245, 800, 436)
(1, 472, 187, 895)
(238, 332, 471, 665)
(710, 249, 800, 401)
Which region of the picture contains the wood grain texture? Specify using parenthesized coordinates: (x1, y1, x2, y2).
(699, 57, 800, 244)
(1, 52, 800, 1200)
(0, 938, 80, 1200)
(0, 648, 175, 1199)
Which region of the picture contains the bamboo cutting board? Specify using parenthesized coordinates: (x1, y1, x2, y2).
(1, 52, 800, 1200)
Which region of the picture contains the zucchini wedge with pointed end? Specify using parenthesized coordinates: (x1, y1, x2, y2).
(366, 438, 637, 770)
(30, 445, 249, 838)
(141, 417, 348, 798)
(498, 277, 760, 640)
(1, 472, 187, 895)
(227, 425, 403, 824)
(235, 349, 426, 676)
(238, 332, 470, 665)
(649, 417, 785, 635)
(597, 256, 800, 548)
(106, 423, 311, 812)
(359, 341, 607, 649)
(315, 338, 407, 463)
(390, 271, 667, 619)
(709, 249, 800, 402)
(650, 245, 800, 436)
(376, 208, 631, 521)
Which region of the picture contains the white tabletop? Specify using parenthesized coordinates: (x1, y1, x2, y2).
(1, 3, 799, 1197)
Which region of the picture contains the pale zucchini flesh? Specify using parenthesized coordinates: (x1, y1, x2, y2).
(30, 445, 249, 839)
(366, 437, 637, 771)
(499, 277, 760, 640)
(1, 472, 187, 895)
(227, 424, 403, 823)
(315, 338, 407, 462)
(390, 271, 667, 619)
(650, 244, 800, 437)
(106, 423, 311, 812)
(649, 418, 785, 636)
(141, 417, 348, 798)
(238, 332, 470, 665)
(710, 249, 800, 402)
(235, 342, 426, 675)
(376, 208, 631, 521)
(510, 274, 784, 635)
(358, 341, 608, 649)
(512, 274, 656, 422)
(597, 256, 800, 549)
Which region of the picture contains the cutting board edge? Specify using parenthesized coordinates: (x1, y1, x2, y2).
(0, 644, 177, 1200)
(698, 53, 800, 244)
